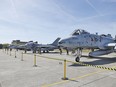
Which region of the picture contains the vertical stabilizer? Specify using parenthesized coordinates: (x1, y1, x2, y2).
(51, 37, 61, 46)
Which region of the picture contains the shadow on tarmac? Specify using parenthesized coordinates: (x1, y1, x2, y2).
(69, 55, 116, 67)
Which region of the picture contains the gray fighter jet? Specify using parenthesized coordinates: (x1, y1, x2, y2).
(8, 45, 25, 50)
(23, 37, 61, 53)
(59, 29, 116, 62)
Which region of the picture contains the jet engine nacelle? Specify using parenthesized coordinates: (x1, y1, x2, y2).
(89, 50, 113, 57)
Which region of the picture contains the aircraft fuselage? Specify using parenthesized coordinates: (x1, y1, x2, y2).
(59, 34, 114, 50)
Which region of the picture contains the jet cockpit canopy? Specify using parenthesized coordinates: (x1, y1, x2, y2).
(71, 29, 90, 36)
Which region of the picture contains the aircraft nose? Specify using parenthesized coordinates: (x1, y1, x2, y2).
(58, 41, 62, 44)
(58, 40, 66, 46)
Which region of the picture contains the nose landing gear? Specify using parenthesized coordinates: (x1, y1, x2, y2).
(75, 48, 82, 62)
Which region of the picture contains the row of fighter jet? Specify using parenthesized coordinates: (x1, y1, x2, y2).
(9, 37, 61, 53)
(9, 29, 116, 62)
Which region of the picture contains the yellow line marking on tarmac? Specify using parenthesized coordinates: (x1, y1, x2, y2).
(41, 66, 116, 87)
(41, 70, 103, 87)
(36, 55, 116, 71)
(37, 55, 64, 61)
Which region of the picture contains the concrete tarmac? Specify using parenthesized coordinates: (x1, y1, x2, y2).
(0, 49, 116, 87)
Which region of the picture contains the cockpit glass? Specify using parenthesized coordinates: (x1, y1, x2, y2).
(71, 29, 89, 36)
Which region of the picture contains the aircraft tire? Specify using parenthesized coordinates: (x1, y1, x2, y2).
(43, 51, 45, 53)
(75, 57, 80, 62)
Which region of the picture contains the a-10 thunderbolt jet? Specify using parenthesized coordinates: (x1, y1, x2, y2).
(59, 29, 116, 62)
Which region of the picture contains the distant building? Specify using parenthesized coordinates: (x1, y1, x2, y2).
(11, 40, 27, 46)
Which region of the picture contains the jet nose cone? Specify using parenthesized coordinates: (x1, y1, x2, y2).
(58, 41, 62, 44)
(58, 40, 66, 47)
(58, 42, 62, 46)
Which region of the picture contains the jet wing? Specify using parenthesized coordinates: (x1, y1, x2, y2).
(36, 44, 55, 48)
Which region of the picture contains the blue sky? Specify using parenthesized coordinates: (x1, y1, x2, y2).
(0, 0, 116, 44)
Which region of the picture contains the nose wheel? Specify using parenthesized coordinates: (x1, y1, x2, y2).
(75, 48, 82, 62)
(75, 57, 80, 62)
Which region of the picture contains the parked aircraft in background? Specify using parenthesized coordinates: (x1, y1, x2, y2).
(9, 45, 25, 50)
(9, 45, 18, 49)
(8, 38, 61, 53)
(59, 29, 116, 62)
(23, 37, 61, 53)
